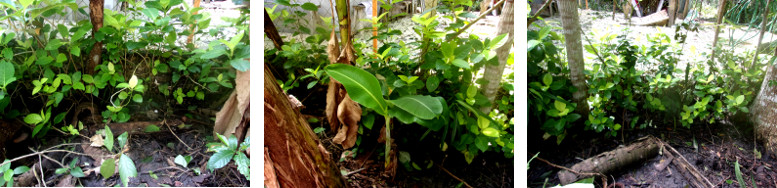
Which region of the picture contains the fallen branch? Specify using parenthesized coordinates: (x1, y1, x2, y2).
(450, 0, 506, 39)
(534, 156, 608, 187)
(558, 136, 660, 185)
(436, 164, 474, 188)
(658, 139, 715, 187)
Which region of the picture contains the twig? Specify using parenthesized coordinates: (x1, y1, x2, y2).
(450, 0, 506, 39)
(533, 155, 608, 188)
(436, 164, 474, 188)
(344, 167, 367, 176)
(0, 144, 89, 169)
(528, 0, 554, 27)
(164, 119, 192, 150)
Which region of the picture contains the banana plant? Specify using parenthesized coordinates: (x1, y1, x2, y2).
(325, 64, 443, 168)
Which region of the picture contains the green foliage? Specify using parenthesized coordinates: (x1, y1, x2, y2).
(0, 0, 246, 138)
(0, 159, 29, 187)
(206, 134, 249, 180)
(529, 19, 765, 143)
(55, 158, 85, 178)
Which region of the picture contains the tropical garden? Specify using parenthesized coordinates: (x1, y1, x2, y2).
(263, 0, 514, 186)
(528, 0, 777, 187)
(0, 0, 249, 186)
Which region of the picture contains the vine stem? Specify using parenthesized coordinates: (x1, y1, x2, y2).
(384, 115, 391, 168)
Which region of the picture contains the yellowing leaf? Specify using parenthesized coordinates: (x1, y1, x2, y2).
(128, 75, 138, 89)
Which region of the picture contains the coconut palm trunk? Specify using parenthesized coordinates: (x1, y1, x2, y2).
(558, 0, 589, 114)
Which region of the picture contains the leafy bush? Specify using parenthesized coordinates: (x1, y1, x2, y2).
(0, 0, 247, 138)
(528, 21, 766, 143)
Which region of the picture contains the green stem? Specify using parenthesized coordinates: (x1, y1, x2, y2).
(384, 115, 391, 167)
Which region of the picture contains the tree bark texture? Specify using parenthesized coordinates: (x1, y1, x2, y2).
(88, 0, 104, 74)
(480, 0, 513, 113)
(558, 136, 660, 185)
(752, 54, 777, 155)
(265, 9, 284, 50)
(752, 0, 771, 70)
(667, 0, 676, 26)
(264, 66, 348, 188)
(558, 0, 589, 114)
(711, 0, 727, 62)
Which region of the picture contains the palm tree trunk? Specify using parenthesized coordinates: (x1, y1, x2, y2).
(264, 66, 348, 188)
(751, 49, 777, 155)
(558, 0, 589, 114)
(480, 0, 513, 113)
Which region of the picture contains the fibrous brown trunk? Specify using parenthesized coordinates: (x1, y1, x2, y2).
(88, 0, 104, 74)
(480, 0, 513, 113)
(264, 66, 348, 188)
(752, 48, 777, 156)
(558, 0, 589, 114)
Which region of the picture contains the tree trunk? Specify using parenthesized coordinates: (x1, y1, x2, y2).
(264, 9, 284, 50)
(264, 66, 348, 188)
(480, 0, 513, 113)
(668, 0, 676, 26)
(88, 0, 104, 74)
(558, 0, 589, 114)
(711, 0, 727, 62)
(558, 136, 660, 185)
(752, 48, 777, 156)
(680, 0, 690, 19)
(752, 0, 771, 70)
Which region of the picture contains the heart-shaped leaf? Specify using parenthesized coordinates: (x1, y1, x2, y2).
(325, 64, 387, 115)
(388, 95, 443, 120)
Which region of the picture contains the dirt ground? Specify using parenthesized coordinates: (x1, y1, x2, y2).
(528, 117, 777, 187)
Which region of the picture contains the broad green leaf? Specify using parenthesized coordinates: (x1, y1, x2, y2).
(128, 75, 138, 89)
(100, 158, 115, 179)
(234, 152, 249, 180)
(207, 150, 235, 171)
(477, 115, 490, 129)
(0, 61, 15, 88)
(388, 95, 443, 120)
(201, 48, 225, 59)
(554, 100, 566, 111)
(117, 132, 128, 148)
(104, 125, 114, 152)
(229, 58, 250, 71)
(174, 155, 190, 167)
(19, 0, 32, 8)
(736, 95, 745, 105)
(325, 64, 387, 115)
(118, 154, 137, 187)
(467, 85, 477, 98)
(24, 114, 42, 125)
(144, 125, 160, 133)
(71, 167, 85, 178)
(12, 166, 29, 175)
(132, 94, 143, 103)
(538, 27, 551, 39)
(482, 127, 499, 137)
(542, 73, 552, 86)
(301, 2, 318, 11)
(452, 59, 470, 69)
(426, 76, 440, 92)
(528, 40, 541, 50)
